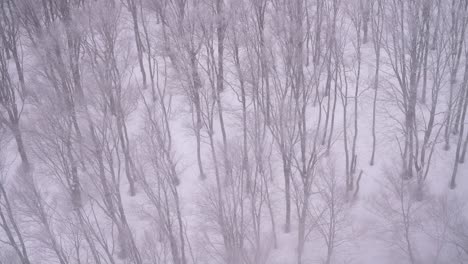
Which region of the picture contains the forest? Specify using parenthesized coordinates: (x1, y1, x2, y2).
(0, 0, 468, 263)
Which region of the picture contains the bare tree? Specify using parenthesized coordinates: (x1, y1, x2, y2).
(157, 0, 207, 180)
(344, 0, 364, 191)
(0, 4, 28, 165)
(423, 195, 468, 263)
(13, 168, 70, 264)
(371, 166, 424, 264)
(321, 0, 340, 155)
(0, 0, 26, 95)
(450, 48, 468, 189)
(444, 0, 468, 150)
(361, 0, 371, 44)
(1, 0, 467, 263)
(313, 158, 351, 264)
(369, 0, 384, 166)
(136, 46, 187, 263)
(383, 0, 427, 180)
(83, 3, 143, 261)
(412, 16, 449, 196)
(86, 2, 139, 196)
(0, 130, 31, 264)
(123, 0, 147, 89)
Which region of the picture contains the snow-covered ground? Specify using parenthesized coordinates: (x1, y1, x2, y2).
(1, 1, 468, 264)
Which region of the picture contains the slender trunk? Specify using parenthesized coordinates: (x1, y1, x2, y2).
(362, 0, 370, 44)
(282, 152, 291, 233)
(459, 126, 468, 163)
(0, 184, 31, 264)
(431, 0, 441, 50)
(450, 76, 468, 189)
(327, 65, 338, 154)
(10, 46, 26, 95)
(173, 192, 187, 264)
(233, 40, 250, 191)
(453, 89, 464, 135)
(66, 131, 82, 209)
(297, 186, 310, 264)
(215, 93, 230, 181)
(208, 127, 230, 262)
(264, 166, 277, 248)
(313, 0, 322, 64)
(116, 114, 136, 196)
(350, 30, 361, 181)
(215, 0, 231, 183)
(127, 0, 147, 88)
(370, 49, 380, 165)
(11, 121, 29, 165)
(406, 91, 416, 179)
(257, 3, 270, 125)
(322, 58, 333, 144)
(191, 54, 206, 180)
(139, 2, 156, 101)
(420, 18, 430, 104)
(216, 0, 225, 93)
(445, 73, 457, 150)
(115, 189, 142, 264)
(405, 223, 415, 264)
(341, 69, 351, 189)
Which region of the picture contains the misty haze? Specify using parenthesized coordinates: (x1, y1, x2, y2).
(0, 0, 467, 263)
